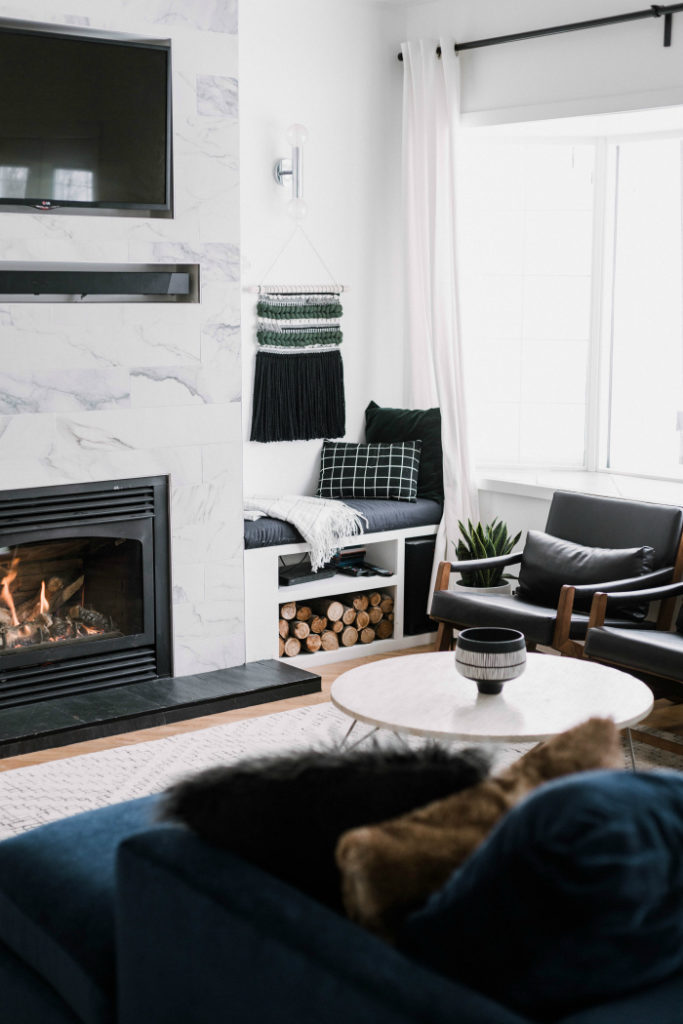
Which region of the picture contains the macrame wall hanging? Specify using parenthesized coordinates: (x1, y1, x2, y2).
(248, 225, 348, 443)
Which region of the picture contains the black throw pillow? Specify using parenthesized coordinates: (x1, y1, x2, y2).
(364, 401, 444, 504)
(516, 530, 654, 619)
(160, 745, 490, 912)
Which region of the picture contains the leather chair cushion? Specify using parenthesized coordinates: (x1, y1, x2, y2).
(430, 589, 652, 646)
(517, 530, 654, 619)
(430, 589, 558, 645)
(399, 771, 683, 1021)
(585, 625, 683, 682)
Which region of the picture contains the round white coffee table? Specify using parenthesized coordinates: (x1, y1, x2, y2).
(330, 651, 654, 767)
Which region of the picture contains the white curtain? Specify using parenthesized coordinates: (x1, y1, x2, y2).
(401, 39, 479, 579)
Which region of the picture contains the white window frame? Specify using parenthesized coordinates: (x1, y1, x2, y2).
(588, 128, 683, 483)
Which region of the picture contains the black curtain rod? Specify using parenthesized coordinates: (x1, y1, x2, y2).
(397, 3, 683, 61)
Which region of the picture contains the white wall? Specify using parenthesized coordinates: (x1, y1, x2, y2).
(240, 0, 406, 497)
(405, 0, 683, 124)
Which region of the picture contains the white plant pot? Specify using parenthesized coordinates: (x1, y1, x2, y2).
(453, 580, 513, 597)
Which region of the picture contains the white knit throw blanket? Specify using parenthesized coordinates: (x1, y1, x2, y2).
(244, 495, 368, 570)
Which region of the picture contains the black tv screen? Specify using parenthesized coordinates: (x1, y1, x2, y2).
(0, 26, 171, 212)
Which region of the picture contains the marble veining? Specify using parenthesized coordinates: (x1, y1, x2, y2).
(0, 370, 130, 414)
(196, 75, 238, 118)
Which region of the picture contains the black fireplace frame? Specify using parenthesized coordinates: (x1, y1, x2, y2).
(0, 475, 172, 707)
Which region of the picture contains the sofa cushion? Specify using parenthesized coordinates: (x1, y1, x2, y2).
(317, 440, 422, 503)
(364, 401, 444, 504)
(517, 530, 654, 618)
(335, 718, 622, 940)
(0, 794, 158, 1024)
(160, 745, 490, 912)
(399, 771, 683, 1021)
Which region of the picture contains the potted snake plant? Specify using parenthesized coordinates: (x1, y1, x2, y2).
(453, 518, 521, 596)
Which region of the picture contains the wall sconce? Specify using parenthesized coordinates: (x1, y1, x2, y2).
(273, 123, 308, 220)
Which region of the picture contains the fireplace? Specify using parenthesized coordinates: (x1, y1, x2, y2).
(0, 476, 172, 708)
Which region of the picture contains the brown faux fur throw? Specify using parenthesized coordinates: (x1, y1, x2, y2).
(335, 717, 623, 940)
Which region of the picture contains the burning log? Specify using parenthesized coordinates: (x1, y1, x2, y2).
(1, 621, 48, 649)
(15, 574, 84, 623)
(49, 618, 77, 641)
(68, 606, 112, 632)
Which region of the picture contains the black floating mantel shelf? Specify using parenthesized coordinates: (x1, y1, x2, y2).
(0, 262, 200, 303)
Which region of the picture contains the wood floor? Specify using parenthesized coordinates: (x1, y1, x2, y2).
(1, 643, 682, 773)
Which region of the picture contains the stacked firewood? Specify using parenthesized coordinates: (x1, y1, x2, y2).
(279, 592, 394, 657)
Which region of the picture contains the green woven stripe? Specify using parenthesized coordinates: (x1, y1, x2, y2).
(257, 301, 343, 319)
(257, 329, 343, 348)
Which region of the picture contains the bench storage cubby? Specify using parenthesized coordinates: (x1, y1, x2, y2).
(245, 510, 441, 666)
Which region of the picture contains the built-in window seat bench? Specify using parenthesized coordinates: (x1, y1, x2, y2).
(244, 498, 442, 667)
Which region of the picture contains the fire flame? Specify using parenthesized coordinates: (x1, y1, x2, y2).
(39, 580, 49, 615)
(0, 560, 19, 627)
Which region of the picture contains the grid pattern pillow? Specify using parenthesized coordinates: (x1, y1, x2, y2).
(317, 441, 422, 502)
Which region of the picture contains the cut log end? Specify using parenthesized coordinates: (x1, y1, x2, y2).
(321, 630, 340, 651)
(283, 636, 302, 657)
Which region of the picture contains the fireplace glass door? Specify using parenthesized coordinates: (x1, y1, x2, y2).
(0, 536, 144, 655)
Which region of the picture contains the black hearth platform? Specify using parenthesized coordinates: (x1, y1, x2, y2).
(0, 659, 321, 759)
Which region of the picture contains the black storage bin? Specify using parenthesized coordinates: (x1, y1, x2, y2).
(403, 536, 438, 635)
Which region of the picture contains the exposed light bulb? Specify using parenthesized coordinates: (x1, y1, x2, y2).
(285, 123, 308, 147)
(288, 197, 308, 222)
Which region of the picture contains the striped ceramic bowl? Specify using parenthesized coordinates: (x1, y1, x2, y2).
(455, 627, 527, 695)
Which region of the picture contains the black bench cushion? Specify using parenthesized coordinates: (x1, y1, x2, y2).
(244, 498, 443, 550)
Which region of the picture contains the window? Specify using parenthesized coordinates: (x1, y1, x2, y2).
(459, 117, 683, 480)
(0, 165, 28, 198)
(52, 169, 94, 203)
(606, 139, 683, 476)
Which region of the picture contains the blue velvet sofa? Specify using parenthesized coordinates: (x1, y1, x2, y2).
(1, 789, 683, 1024)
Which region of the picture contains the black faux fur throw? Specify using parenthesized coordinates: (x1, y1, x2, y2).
(159, 745, 491, 911)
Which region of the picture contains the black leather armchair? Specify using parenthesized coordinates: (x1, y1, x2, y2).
(430, 491, 683, 656)
(584, 581, 683, 700)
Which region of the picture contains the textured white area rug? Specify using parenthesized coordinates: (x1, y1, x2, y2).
(0, 702, 680, 840)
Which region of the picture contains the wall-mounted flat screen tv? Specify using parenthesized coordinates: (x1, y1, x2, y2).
(0, 25, 171, 213)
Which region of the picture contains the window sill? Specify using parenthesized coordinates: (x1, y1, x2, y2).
(477, 468, 683, 507)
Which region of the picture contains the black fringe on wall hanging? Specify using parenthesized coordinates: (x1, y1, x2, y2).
(250, 349, 345, 442)
(250, 287, 346, 442)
